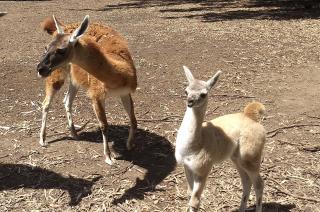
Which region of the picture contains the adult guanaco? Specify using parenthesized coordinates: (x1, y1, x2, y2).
(37, 15, 138, 165)
(175, 66, 266, 212)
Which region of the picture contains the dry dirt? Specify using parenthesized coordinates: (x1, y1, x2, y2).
(0, 0, 320, 211)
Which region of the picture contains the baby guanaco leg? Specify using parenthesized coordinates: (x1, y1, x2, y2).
(91, 98, 113, 165)
(233, 160, 252, 212)
(246, 170, 264, 212)
(184, 165, 194, 194)
(189, 170, 210, 212)
(120, 94, 137, 150)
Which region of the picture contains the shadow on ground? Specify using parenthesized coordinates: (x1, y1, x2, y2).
(0, 163, 101, 205)
(231, 202, 295, 211)
(262, 202, 296, 212)
(50, 124, 177, 204)
(84, 0, 320, 21)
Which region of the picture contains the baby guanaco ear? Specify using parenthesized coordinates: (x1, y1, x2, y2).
(69, 15, 89, 44)
(183, 66, 195, 83)
(206, 70, 222, 89)
(52, 15, 64, 34)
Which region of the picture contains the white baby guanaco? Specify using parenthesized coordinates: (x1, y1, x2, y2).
(175, 66, 266, 212)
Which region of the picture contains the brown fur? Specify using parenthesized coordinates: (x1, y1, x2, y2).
(39, 16, 138, 164)
(41, 17, 137, 95)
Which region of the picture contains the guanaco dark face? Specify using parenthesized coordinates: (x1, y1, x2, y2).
(37, 34, 73, 77)
(37, 15, 89, 78)
(183, 66, 221, 108)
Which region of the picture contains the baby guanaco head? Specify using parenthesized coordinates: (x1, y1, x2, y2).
(37, 15, 89, 78)
(183, 66, 221, 108)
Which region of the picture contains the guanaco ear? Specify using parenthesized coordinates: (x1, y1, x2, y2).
(206, 70, 222, 89)
(52, 15, 64, 34)
(183, 66, 195, 83)
(69, 15, 89, 44)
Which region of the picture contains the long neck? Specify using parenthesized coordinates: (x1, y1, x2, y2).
(180, 101, 207, 145)
(71, 38, 118, 84)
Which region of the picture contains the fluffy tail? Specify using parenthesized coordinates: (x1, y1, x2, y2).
(40, 16, 64, 35)
(244, 101, 265, 122)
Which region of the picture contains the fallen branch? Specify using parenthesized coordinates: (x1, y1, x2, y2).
(305, 114, 320, 120)
(212, 94, 255, 99)
(267, 124, 320, 138)
(0, 12, 7, 17)
(137, 115, 181, 123)
(301, 146, 320, 152)
(0, 154, 10, 159)
(269, 178, 320, 203)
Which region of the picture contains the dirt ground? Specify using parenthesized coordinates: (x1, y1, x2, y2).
(0, 0, 319, 211)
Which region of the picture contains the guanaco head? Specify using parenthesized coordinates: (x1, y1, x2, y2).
(37, 15, 89, 77)
(183, 66, 221, 108)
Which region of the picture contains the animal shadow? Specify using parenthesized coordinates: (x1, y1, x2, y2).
(232, 202, 295, 212)
(78, 125, 177, 204)
(261, 202, 296, 212)
(0, 163, 101, 205)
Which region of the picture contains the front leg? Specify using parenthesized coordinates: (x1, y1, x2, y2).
(40, 94, 54, 146)
(64, 81, 79, 139)
(184, 165, 194, 194)
(188, 172, 210, 212)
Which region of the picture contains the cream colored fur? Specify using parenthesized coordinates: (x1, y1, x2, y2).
(175, 66, 266, 212)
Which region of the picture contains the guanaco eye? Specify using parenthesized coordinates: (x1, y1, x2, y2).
(200, 93, 207, 98)
(56, 48, 67, 54)
(184, 90, 188, 96)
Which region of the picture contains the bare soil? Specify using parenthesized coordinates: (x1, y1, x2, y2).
(0, 0, 319, 211)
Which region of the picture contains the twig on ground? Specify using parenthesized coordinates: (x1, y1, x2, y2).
(301, 146, 320, 152)
(269, 178, 320, 203)
(52, 191, 65, 204)
(0, 154, 10, 159)
(212, 94, 255, 99)
(305, 114, 320, 120)
(137, 115, 182, 123)
(267, 124, 320, 138)
(108, 162, 134, 177)
(277, 139, 301, 147)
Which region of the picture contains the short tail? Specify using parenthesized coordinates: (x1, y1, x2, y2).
(244, 101, 265, 122)
(40, 16, 64, 35)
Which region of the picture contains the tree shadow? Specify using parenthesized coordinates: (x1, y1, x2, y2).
(0, 163, 101, 205)
(90, 0, 320, 21)
(51, 124, 177, 205)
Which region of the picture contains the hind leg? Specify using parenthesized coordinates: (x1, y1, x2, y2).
(120, 94, 137, 150)
(91, 98, 113, 165)
(246, 170, 264, 212)
(63, 81, 79, 139)
(232, 160, 253, 212)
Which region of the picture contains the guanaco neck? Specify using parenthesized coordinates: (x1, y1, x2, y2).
(71, 37, 121, 84)
(179, 100, 208, 148)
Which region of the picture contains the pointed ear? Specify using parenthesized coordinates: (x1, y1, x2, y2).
(52, 15, 64, 34)
(69, 15, 89, 44)
(206, 70, 222, 89)
(183, 66, 195, 83)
